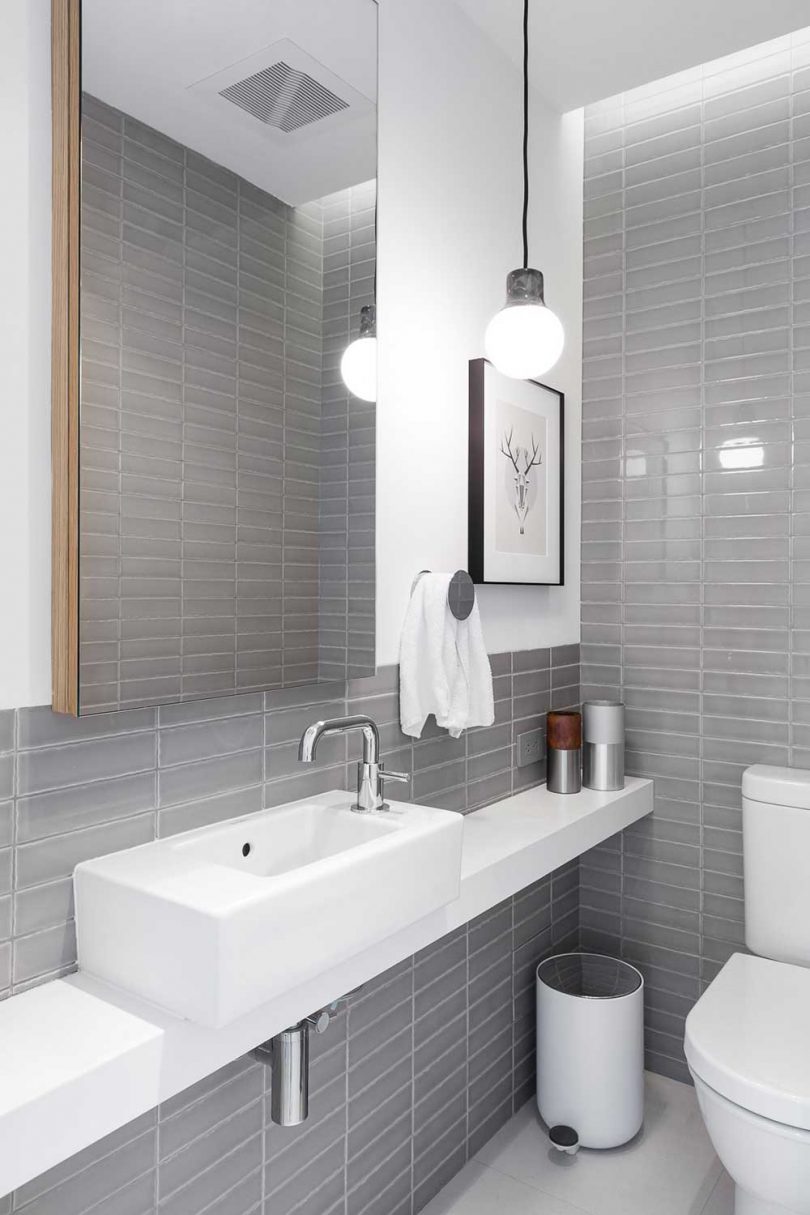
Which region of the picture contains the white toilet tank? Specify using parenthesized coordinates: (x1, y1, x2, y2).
(743, 765, 810, 967)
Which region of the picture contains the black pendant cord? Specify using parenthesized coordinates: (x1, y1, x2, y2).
(522, 0, 529, 270)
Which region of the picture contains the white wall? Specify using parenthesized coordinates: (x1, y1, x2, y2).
(0, 0, 583, 711)
(376, 0, 583, 664)
(0, 0, 52, 711)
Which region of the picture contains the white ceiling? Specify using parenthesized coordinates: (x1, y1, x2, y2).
(455, 0, 810, 111)
(83, 0, 377, 206)
(83, 0, 810, 206)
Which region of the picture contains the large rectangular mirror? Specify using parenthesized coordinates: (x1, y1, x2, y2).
(52, 0, 377, 714)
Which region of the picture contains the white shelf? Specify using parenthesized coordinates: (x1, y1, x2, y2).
(0, 778, 652, 1197)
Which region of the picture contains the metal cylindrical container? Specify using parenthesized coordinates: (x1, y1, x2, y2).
(547, 748, 582, 794)
(270, 1021, 309, 1126)
(583, 700, 625, 792)
(546, 711, 581, 794)
(536, 952, 644, 1149)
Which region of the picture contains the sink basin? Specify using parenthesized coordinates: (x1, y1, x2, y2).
(74, 791, 464, 1026)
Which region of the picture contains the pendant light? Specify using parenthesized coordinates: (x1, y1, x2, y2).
(340, 303, 377, 402)
(484, 0, 564, 380)
(340, 192, 378, 403)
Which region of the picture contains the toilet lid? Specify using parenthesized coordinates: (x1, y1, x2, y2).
(685, 952, 810, 1129)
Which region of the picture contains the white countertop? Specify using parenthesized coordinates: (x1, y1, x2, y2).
(0, 778, 652, 1197)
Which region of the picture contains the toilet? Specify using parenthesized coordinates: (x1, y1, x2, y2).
(685, 766, 810, 1215)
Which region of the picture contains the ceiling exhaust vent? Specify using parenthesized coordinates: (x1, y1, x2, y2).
(219, 61, 349, 134)
(187, 38, 375, 156)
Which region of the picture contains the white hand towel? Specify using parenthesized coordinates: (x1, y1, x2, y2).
(399, 573, 494, 739)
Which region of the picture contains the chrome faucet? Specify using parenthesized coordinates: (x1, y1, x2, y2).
(298, 715, 409, 813)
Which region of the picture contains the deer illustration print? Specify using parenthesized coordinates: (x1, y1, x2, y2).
(500, 427, 543, 536)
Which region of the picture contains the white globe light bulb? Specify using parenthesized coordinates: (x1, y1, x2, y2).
(485, 302, 564, 380)
(340, 335, 377, 402)
(485, 269, 564, 380)
(341, 304, 377, 402)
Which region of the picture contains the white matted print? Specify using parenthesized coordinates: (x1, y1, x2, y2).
(495, 399, 547, 556)
(468, 360, 563, 585)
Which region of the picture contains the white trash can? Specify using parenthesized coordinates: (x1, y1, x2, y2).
(536, 952, 644, 1152)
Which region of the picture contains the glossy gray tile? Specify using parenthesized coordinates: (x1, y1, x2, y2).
(582, 36, 810, 1079)
(80, 98, 375, 712)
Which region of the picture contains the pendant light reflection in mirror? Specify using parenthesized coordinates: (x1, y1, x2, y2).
(484, 0, 564, 380)
(341, 196, 378, 402)
(340, 302, 377, 402)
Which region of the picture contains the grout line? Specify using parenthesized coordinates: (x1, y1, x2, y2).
(466, 1158, 596, 1215)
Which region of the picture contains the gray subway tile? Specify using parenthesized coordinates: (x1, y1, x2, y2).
(16, 814, 155, 889)
(17, 733, 156, 796)
(157, 785, 265, 836)
(13, 1117, 156, 1215)
(16, 773, 156, 842)
(577, 47, 810, 1093)
(0, 711, 14, 754)
(13, 921, 78, 985)
(266, 1101, 344, 1192)
(159, 715, 263, 767)
(159, 1066, 262, 1161)
(512, 648, 551, 673)
(160, 1134, 261, 1215)
(157, 750, 262, 807)
(264, 701, 346, 746)
(17, 706, 155, 749)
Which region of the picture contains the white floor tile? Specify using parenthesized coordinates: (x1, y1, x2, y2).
(420, 1160, 591, 1215)
(700, 1170, 734, 1215)
(473, 1072, 722, 1215)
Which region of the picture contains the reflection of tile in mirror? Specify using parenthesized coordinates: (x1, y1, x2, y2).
(79, 92, 376, 712)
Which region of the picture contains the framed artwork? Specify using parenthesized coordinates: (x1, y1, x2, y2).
(468, 358, 564, 586)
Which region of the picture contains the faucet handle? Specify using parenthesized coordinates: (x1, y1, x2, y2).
(380, 766, 410, 793)
(354, 759, 409, 814)
(381, 765, 409, 781)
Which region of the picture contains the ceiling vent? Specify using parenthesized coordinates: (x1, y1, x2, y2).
(219, 61, 349, 134)
(188, 38, 374, 145)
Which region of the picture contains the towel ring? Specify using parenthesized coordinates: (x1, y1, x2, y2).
(411, 569, 476, 621)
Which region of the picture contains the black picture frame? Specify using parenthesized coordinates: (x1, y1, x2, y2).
(468, 358, 565, 586)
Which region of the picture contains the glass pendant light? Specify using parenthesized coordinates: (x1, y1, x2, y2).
(484, 0, 564, 380)
(340, 303, 377, 402)
(341, 188, 378, 403)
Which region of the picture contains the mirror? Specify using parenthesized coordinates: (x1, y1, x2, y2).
(52, 0, 377, 714)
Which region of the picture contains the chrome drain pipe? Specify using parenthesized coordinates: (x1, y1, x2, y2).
(257, 1021, 310, 1126)
(252, 1007, 335, 1126)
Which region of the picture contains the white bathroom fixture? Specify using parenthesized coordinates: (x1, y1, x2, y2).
(74, 790, 463, 1027)
(685, 765, 810, 1215)
(484, 0, 564, 380)
(0, 778, 651, 1197)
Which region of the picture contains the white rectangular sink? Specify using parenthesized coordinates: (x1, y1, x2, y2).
(74, 791, 464, 1027)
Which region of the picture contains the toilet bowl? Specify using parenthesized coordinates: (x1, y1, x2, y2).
(692, 1072, 810, 1215)
(685, 952, 810, 1215)
(684, 766, 810, 1215)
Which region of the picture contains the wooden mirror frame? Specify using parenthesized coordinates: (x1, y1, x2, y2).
(51, 0, 81, 714)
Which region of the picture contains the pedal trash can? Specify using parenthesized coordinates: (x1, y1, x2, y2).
(536, 952, 644, 1151)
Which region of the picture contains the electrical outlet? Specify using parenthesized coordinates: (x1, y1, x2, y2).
(517, 728, 544, 768)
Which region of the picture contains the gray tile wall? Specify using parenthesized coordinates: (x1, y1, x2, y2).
(0, 644, 579, 1211)
(319, 183, 377, 681)
(79, 95, 376, 712)
(580, 29, 810, 1082)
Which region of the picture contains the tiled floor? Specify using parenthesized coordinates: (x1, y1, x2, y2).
(423, 1072, 733, 1215)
